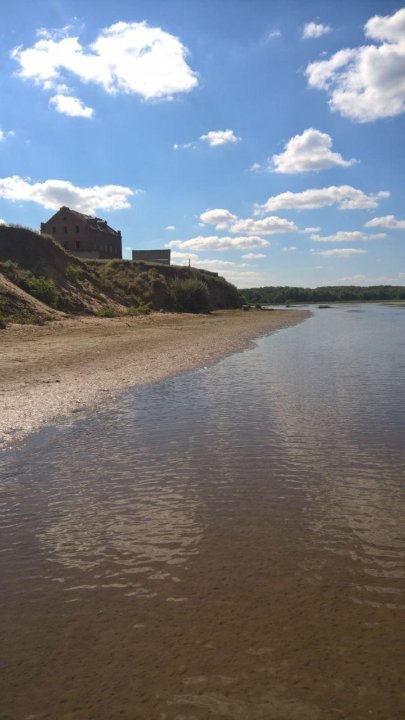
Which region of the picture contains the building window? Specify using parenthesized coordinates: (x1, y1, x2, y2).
(64, 226, 67, 233)
(76, 240, 80, 250)
(75, 225, 79, 233)
(52, 226, 56, 234)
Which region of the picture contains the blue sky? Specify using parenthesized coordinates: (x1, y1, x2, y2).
(0, 0, 404, 288)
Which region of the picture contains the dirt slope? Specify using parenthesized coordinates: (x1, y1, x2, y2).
(0, 225, 243, 325)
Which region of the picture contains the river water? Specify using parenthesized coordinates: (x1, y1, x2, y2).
(1, 305, 404, 719)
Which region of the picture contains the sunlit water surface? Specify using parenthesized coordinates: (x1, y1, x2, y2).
(1, 305, 404, 720)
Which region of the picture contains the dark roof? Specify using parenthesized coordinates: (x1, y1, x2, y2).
(60, 207, 120, 236)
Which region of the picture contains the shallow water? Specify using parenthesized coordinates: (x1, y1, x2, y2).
(1, 305, 404, 719)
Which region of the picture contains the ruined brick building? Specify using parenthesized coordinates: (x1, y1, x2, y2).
(41, 206, 122, 259)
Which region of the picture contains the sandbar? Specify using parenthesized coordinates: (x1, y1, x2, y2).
(0, 308, 310, 447)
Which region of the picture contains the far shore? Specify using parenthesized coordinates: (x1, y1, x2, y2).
(0, 308, 310, 447)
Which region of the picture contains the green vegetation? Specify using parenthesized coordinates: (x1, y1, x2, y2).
(66, 263, 81, 282)
(127, 304, 151, 315)
(94, 306, 117, 318)
(243, 285, 405, 305)
(23, 276, 59, 306)
(0, 260, 59, 307)
(169, 277, 211, 313)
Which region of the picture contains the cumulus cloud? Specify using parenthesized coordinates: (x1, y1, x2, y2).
(0, 218, 6, 224)
(241, 253, 267, 259)
(310, 230, 387, 242)
(0, 175, 137, 213)
(200, 129, 240, 147)
(305, 8, 405, 122)
(256, 185, 389, 213)
(303, 226, 320, 233)
(167, 235, 269, 251)
(196, 258, 237, 269)
(199, 208, 238, 229)
(49, 94, 94, 117)
(231, 216, 297, 235)
(311, 248, 367, 257)
(11, 21, 198, 101)
(174, 129, 240, 150)
(171, 250, 199, 263)
(282, 246, 297, 252)
(269, 128, 356, 173)
(165, 225, 176, 230)
(302, 22, 332, 39)
(200, 208, 297, 235)
(364, 214, 405, 229)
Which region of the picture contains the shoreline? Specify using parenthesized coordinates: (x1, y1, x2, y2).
(0, 308, 310, 448)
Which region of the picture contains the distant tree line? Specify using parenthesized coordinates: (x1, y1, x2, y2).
(243, 285, 405, 305)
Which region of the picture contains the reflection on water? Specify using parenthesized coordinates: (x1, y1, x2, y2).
(1, 304, 405, 719)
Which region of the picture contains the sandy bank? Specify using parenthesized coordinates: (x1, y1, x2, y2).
(0, 308, 310, 447)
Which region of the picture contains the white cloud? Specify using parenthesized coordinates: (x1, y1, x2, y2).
(339, 274, 367, 283)
(171, 250, 199, 263)
(200, 208, 238, 229)
(310, 230, 378, 242)
(167, 235, 269, 251)
(269, 128, 356, 173)
(199, 129, 240, 147)
(266, 29, 282, 41)
(49, 94, 94, 117)
(0, 128, 15, 141)
(366, 9, 405, 42)
(256, 185, 389, 213)
(311, 248, 367, 257)
(282, 246, 297, 252)
(250, 162, 262, 172)
(303, 226, 320, 233)
(174, 130, 240, 151)
(170, 250, 262, 287)
(241, 253, 267, 259)
(200, 208, 297, 235)
(364, 215, 405, 229)
(305, 8, 405, 122)
(196, 258, 236, 269)
(231, 216, 297, 235)
(0, 218, 6, 224)
(173, 141, 196, 150)
(0, 175, 137, 213)
(12, 21, 198, 101)
(165, 225, 176, 231)
(302, 22, 332, 39)
(226, 270, 268, 288)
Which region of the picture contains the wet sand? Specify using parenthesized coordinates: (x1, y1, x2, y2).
(0, 308, 309, 447)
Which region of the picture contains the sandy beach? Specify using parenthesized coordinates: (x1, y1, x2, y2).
(0, 308, 309, 447)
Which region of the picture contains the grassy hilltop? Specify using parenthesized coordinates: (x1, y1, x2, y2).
(0, 225, 243, 326)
